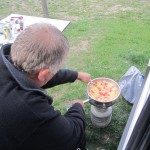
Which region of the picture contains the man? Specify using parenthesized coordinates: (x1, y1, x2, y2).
(0, 23, 91, 150)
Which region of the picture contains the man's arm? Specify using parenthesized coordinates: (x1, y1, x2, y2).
(42, 69, 91, 89)
(20, 103, 86, 150)
(42, 69, 78, 89)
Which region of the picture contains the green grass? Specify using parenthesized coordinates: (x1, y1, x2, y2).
(1, 0, 150, 149)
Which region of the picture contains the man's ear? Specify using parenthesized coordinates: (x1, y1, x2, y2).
(37, 69, 50, 82)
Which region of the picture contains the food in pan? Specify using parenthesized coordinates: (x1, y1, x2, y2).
(88, 80, 119, 102)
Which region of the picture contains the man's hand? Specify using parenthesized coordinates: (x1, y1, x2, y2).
(77, 72, 91, 83)
(71, 99, 84, 107)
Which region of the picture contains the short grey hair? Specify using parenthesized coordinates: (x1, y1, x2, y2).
(10, 23, 69, 76)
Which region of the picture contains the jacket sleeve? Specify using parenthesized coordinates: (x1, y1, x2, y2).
(20, 103, 86, 150)
(42, 69, 78, 89)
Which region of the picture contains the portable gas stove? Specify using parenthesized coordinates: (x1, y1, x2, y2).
(86, 78, 121, 128)
(90, 100, 113, 128)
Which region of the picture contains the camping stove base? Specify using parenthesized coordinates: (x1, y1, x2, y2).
(90, 105, 112, 128)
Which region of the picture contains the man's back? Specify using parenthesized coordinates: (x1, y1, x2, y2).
(0, 44, 86, 150)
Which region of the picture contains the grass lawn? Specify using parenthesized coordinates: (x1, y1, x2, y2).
(1, 0, 150, 149)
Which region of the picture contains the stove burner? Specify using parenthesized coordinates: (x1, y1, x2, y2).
(89, 99, 115, 109)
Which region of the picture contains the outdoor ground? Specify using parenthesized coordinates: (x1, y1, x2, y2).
(0, 0, 150, 149)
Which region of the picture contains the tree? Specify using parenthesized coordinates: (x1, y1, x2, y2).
(41, 0, 49, 18)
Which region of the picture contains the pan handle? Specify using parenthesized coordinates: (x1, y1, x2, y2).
(83, 99, 89, 104)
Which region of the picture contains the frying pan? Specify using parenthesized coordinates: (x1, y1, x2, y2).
(83, 77, 121, 108)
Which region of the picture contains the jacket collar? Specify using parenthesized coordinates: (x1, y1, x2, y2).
(0, 44, 46, 94)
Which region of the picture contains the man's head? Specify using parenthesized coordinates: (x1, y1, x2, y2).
(10, 23, 69, 87)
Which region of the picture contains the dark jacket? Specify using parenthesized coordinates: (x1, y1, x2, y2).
(0, 44, 86, 150)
